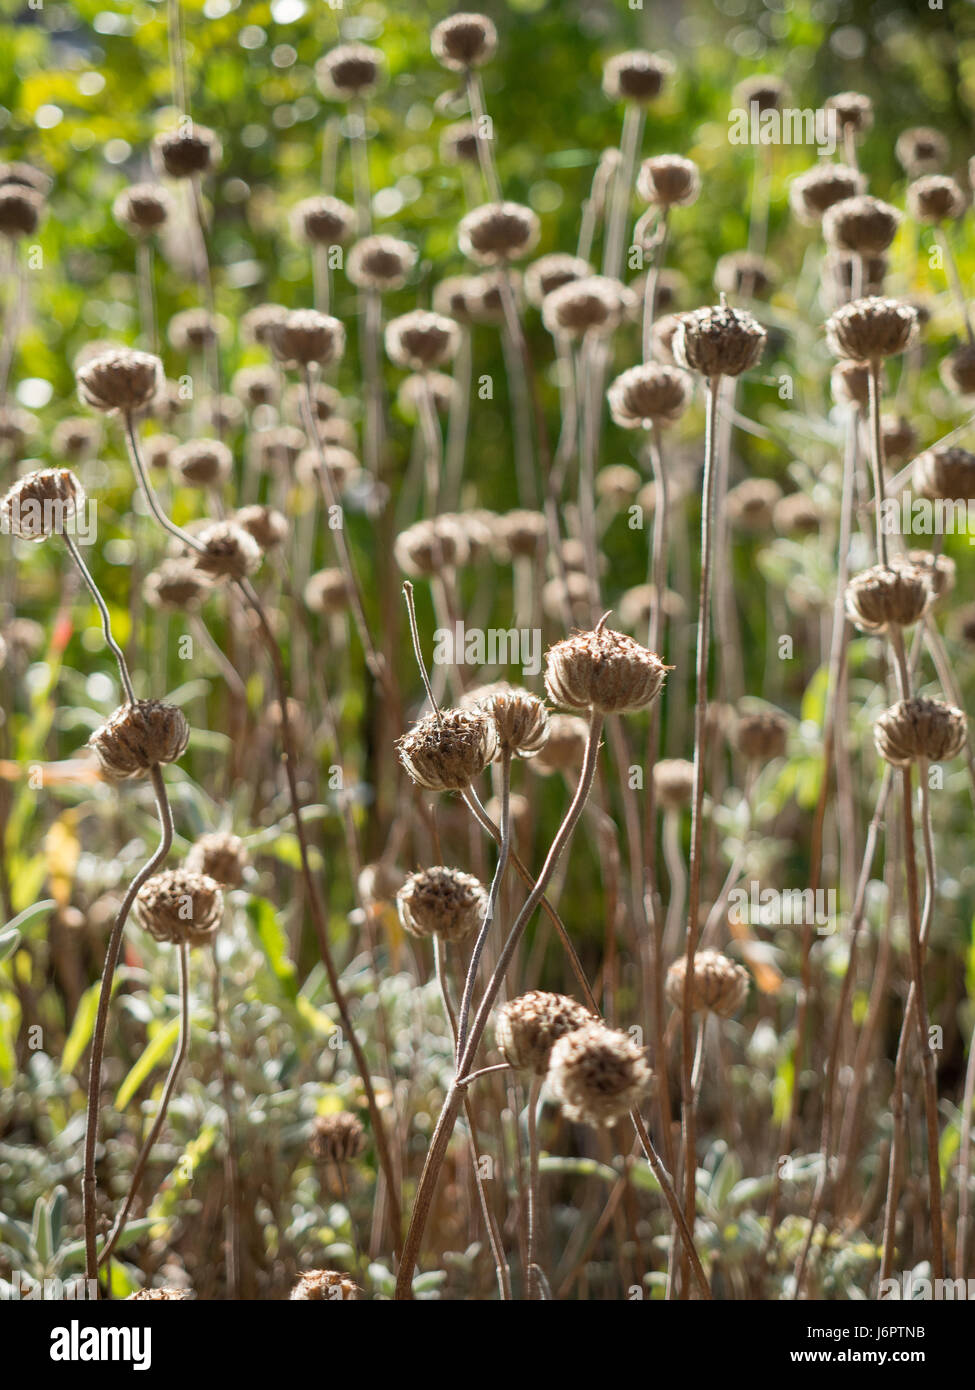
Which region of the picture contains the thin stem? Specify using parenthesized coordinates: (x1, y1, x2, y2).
(866, 360, 889, 568)
(63, 534, 136, 704)
(456, 748, 511, 1059)
(526, 1075, 543, 1299)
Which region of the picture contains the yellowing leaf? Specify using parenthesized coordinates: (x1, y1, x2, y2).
(45, 813, 80, 908)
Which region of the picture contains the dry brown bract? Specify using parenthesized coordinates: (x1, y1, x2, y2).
(907, 175, 966, 224)
(547, 1022, 653, 1126)
(896, 127, 948, 177)
(290, 1270, 361, 1300)
(431, 12, 498, 70)
(77, 349, 163, 414)
(89, 700, 190, 780)
(292, 195, 357, 246)
(396, 708, 498, 791)
(673, 303, 767, 378)
(913, 446, 975, 501)
(113, 183, 172, 234)
(458, 202, 540, 265)
(193, 522, 262, 581)
(234, 505, 288, 552)
(542, 275, 636, 339)
(545, 623, 668, 714)
(310, 1111, 367, 1164)
(666, 950, 750, 1017)
(602, 50, 673, 104)
(823, 195, 900, 255)
(317, 43, 383, 99)
(346, 235, 417, 291)
(134, 869, 223, 947)
(171, 439, 233, 488)
(788, 163, 864, 224)
(465, 685, 550, 758)
(735, 708, 788, 762)
(1, 469, 85, 542)
(874, 698, 967, 766)
(524, 254, 592, 307)
(270, 310, 346, 368)
(607, 363, 691, 427)
(496, 991, 593, 1075)
(143, 558, 212, 612)
(396, 865, 487, 942)
(845, 563, 933, 633)
(825, 90, 874, 135)
(152, 124, 221, 178)
(637, 155, 701, 208)
(385, 310, 460, 371)
(186, 831, 248, 888)
(825, 297, 919, 363)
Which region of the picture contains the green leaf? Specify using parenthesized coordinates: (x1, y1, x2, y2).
(61, 980, 101, 1075)
(247, 896, 298, 1001)
(0, 929, 20, 963)
(1, 898, 56, 941)
(115, 1016, 181, 1111)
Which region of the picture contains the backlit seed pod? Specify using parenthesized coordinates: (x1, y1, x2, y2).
(292, 195, 356, 247)
(171, 439, 233, 488)
(89, 700, 190, 780)
(495, 508, 547, 559)
(152, 124, 220, 178)
(941, 344, 975, 396)
(907, 175, 966, 224)
(286, 380, 342, 424)
(193, 521, 262, 581)
(545, 624, 668, 714)
(825, 297, 918, 363)
(468, 270, 522, 322)
(113, 182, 172, 235)
(77, 349, 163, 413)
(845, 563, 933, 633)
(255, 426, 307, 473)
(823, 196, 901, 255)
(232, 365, 279, 409)
(825, 251, 888, 301)
(396, 865, 487, 942)
(468, 686, 549, 758)
(201, 393, 244, 435)
(168, 308, 224, 352)
(52, 416, 102, 459)
(542, 275, 636, 339)
(637, 155, 700, 209)
(393, 517, 467, 576)
(310, 1112, 366, 1164)
(143, 558, 212, 612)
(290, 1270, 361, 1301)
(496, 991, 592, 1075)
(397, 371, 456, 419)
(0, 161, 50, 195)
(772, 493, 820, 537)
(295, 443, 357, 491)
(234, 505, 288, 552)
(673, 303, 767, 378)
(603, 50, 674, 104)
(651, 313, 683, 365)
(726, 477, 782, 532)
(825, 91, 873, 137)
(431, 12, 497, 71)
(653, 758, 695, 811)
(548, 1022, 653, 1127)
(733, 74, 787, 112)
(617, 582, 685, 633)
(874, 697, 967, 766)
(524, 254, 592, 307)
(607, 362, 691, 428)
(897, 549, 955, 602)
(735, 708, 788, 762)
(665, 950, 750, 1017)
(440, 121, 480, 165)
(458, 202, 540, 265)
(788, 163, 864, 225)
(269, 310, 345, 368)
(896, 127, 949, 177)
(242, 302, 288, 346)
(529, 712, 588, 775)
(396, 708, 498, 792)
(830, 358, 874, 407)
(595, 464, 641, 503)
(316, 43, 383, 99)
(185, 831, 248, 888)
(304, 567, 349, 616)
(914, 445, 975, 501)
(127, 1288, 192, 1300)
(135, 869, 223, 947)
(432, 275, 479, 320)
(1, 469, 85, 542)
(346, 235, 418, 291)
(0, 185, 43, 238)
(879, 414, 917, 462)
(713, 251, 775, 299)
(385, 310, 460, 371)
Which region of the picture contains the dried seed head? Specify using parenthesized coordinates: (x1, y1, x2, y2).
(788, 163, 865, 225)
(394, 517, 467, 576)
(845, 562, 933, 633)
(726, 477, 782, 532)
(310, 1112, 366, 1164)
(825, 296, 918, 362)
(0, 161, 50, 195)
(665, 950, 750, 1017)
(496, 991, 592, 1074)
(773, 493, 821, 536)
(823, 195, 901, 255)
(255, 425, 307, 473)
(618, 582, 685, 633)
(496, 508, 547, 559)
(595, 465, 641, 503)
(653, 758, 695, 811)
(0, 185, 43, 238)
(171, 438, 233, 488)
(542, 275, 636, 339)
(825, 90, 873, 135)
(440, 121, 480, 165)
(529, 712, 589, 775)
(346, 235, 417, 291)
(714, 251, 775, 299)
(398, 371, 456, 419)
(735, 708, 788, 762)
(185, 831, 248, 887)
(467, 270, 521, 322)
(825, 251, 888, 303)
(432, 275, 479, 320)
(292, 195, 356, 246)
(242, 302, 289, 346)
(234, 504, 288, 552)
(113, 182, 172, 234)
(940, 344, 975, 397)
(77, 348, 163, 413)
(545, 622, 668, 714)
(897, 549, 955, 602)
(0, 406, 37, 453)
(637, 155, 700, 208)
(317, 43, 383, 99)
(1, 468, 85, 542)
(128, 1288, 192, 1300)
(89, 700, 190, 780)
(896, 127, 948, 177)
(232, 365, 279, 409)
(288, 380, 342, 424)
(830, 358, 874, 407)
(290, 1270, 361, 1301)
(673, 302, 767, 378)
(548, 1022, 653, 1127)
(914, 445, 975, 501)
(295, 443, 357, 491)
(134, 869, 220, 942)
(651, 313, 683, 365)
(603, 50, 674, 104)
(172, 310, 228, 355)
(907, 175, 966, 224)
(304, 567, 349, 616)
(467, 685, 550, 758)
(874, 697, 967, 766)
(358, 860, 407, 906)
(193, 521, 262, 581)
(431, 12, 497, 71)
(607, 362, 691, 428)
(385, 310, 460, 370)
(396, 865, 487, 942)
(152, 124, 221, 178)
(269, 310, 345, 368)
(52, 416, 102, 459)
(524, 254, 592, 308)
(143, 558, 212, 612)
(396, 708, 498, 791)
(458, 202, 540, 265)
(733, 74, 787, 112)
(880, 414, 917, 461)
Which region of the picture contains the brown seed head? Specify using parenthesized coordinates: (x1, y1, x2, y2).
(825, 91, 873, 135)
(193, 521, 262, 581)
(242, 302, 289, 346)
(152, 124, 221, 179)
(466, 685, 550, 758)
(310, 1112, 366, 1164)
(653, 758, 695, 811)
(823, 195, 900, 255)
(772, 493, 821, 536)
(396, 865, 487, 942)
(496, 991, 593, 1075)
(545, 622, 668, 714)
(825, 296, 918, 362)
(714, 251, 775, 299)
(269, 310, 345, 368)
(346, 235, 417, 291)
(896, 127, 949, 177)
(607, 362, 691, 428)
(907, 175, 966, 224)
(168, 308, 224, 353)
(726, 477, 782, 532)
(52, 416, 102, 459)
(171, 438, 233, 488)
(940, 344, 975, 397)
(234, 504, 288, 552)
(397, 708, 497, 792)
(673, 302, 767, 378)
(113, 182, 172, 234)
(304, 567, 349, 615)
(735, 708, 788, 762)
(317, 43, 383, 99)
(385, 310, 460, 371)
(1, 469, 85, 542)
(90, 700, 190, 780)
(542, 275, 636, 339)
(431, 12, 497, 70)
(914, 445, 975, 501)
(733, 74, 787, 112)
(897, 549, 955, 602)
(0, 185, 43, 237)
(637, 155, 700, 208)
(185, 831, 248, 887)
(603, 50, 674, 104)
(880, 414, 917, 461)
(77, 349, 163, 413)
(393, 517, 467, 576)
(134, 869, 223, 946)
(789, 163, 864, 225)
(292, 195, 356, 246)
(830, 358, 874, 407)
(143, 558, 212, 612)
(458, 202, 540, 265)
(845, 563, 933, 633)
(666, 949, 750, 1017)
(529, 712, 589, 775)
(440, 121, 480, 165)
(548, 1022, 653, 1127)
(874, 697, 967, 766)
(290, 1270, 361, 1301)
(524, 254, 592, 308)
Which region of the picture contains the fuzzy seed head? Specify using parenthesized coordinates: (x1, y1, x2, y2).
(825, 90, 873, 134)
(496, 991, 592, 1075)
(385, 310, 460, 371)
(135, 869, 222, 946)
(529, 713, 589, 775)
(234, 505, 288, 553)
(431, 12, 497, 71)
(825, 296, 918, 362)
(0, 185, 43, 238)
(548, 1022, 653, 1127)
(914, 445, 975, 501)
(714, 251, 775, 299)
(907, 175, 966, 224)
(304, 567, 349, 615)
(940, 344, 975, 397)
(185, 831, 248, 887)
(845, 563, 933, 633)
(896, 127, 948, 176)
(171, 438, 233, 488)
(545, 623, 668, 714)
(789, 163, 865, 225)
(396, 865, 487, 942)
(653, 758, 695, 811)
(346, 235, 417, 291)
(317, 43, 383, 99)
(193, 521, 262, 581)
(823, 195, 901, 255)
(467, 685, 550, 758)
(637, 155, 700, 208)
(733, 74, 787, 112)
(152, 124, 221, 178)
(666, 950, 750, 1017)
(1, 469, 85, 542)
(143, 558, 212, 612)
(673, 303, 767, 378)
(292, 195, 356, 246)
(735, 708, 788, 762)
(113, 182, 172, 234)
(524, 254, 592, 308)
(269, 310, 345, 368)
(607, 362, 691, 428)
(874, 697, 967, 766)
(310, 1112, 366, 1165)
(396, 708, 498, 791)
(542, 275, 636, 339)
(89, 700, 190, 780)
(603, 50, 673, 104)
(77, 349, 164, 413)
(440, 121, 480, 165)
(290, 1270, 361, 1301)
(393, 517, 467, 576)
(458, 202, 540, 265)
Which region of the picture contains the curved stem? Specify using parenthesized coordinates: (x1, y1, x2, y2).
(456, 748, 511, 1059)
(63, 533, 136, 704)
